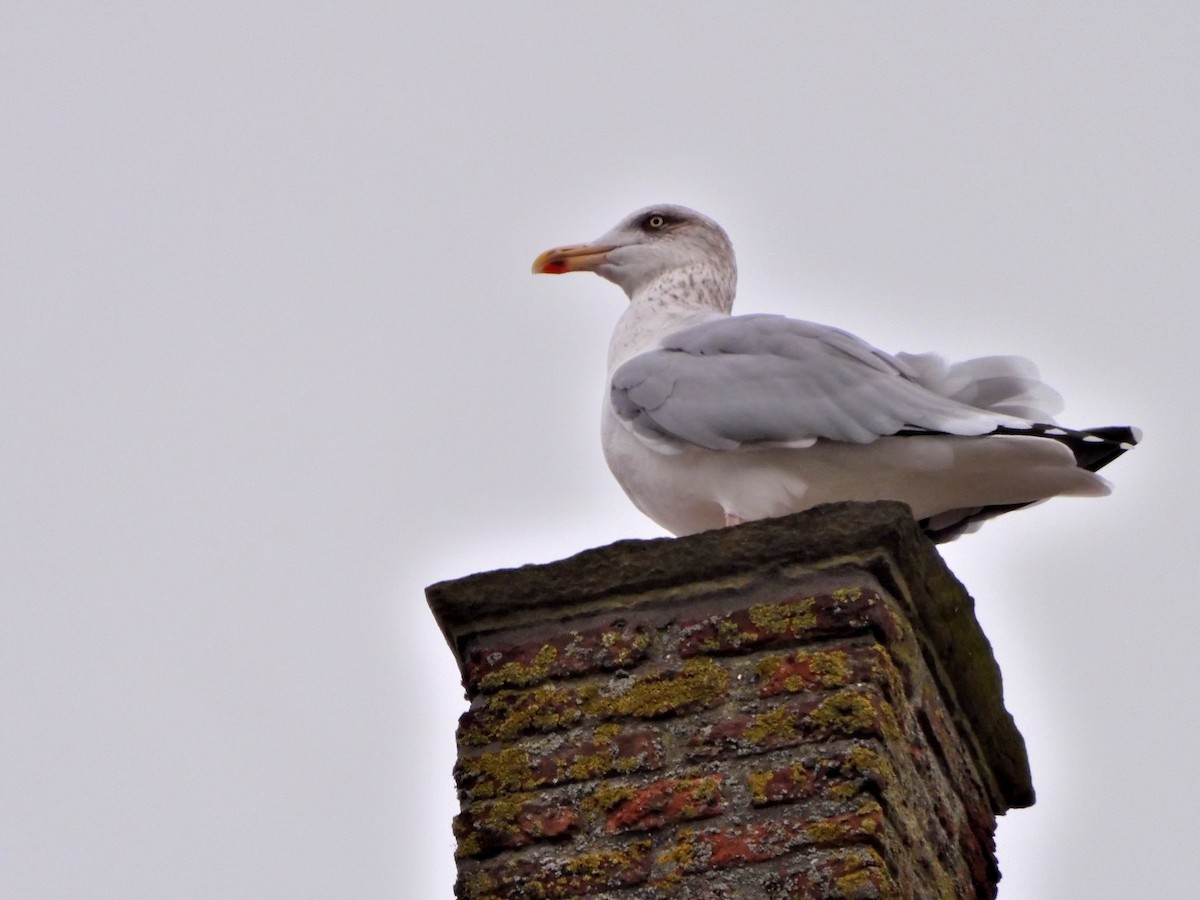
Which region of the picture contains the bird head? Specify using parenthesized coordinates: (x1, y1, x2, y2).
(532, 205, 737, 309)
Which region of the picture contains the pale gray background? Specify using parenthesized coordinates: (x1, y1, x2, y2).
(3, 4, 1197, 898)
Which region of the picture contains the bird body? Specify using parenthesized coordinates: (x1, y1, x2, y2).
(534, 204, 1138, 541)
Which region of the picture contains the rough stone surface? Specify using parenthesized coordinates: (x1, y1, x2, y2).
(427, 501, 1032, 898)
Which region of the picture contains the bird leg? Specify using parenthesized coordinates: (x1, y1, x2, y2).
(724, 512, 746, 527)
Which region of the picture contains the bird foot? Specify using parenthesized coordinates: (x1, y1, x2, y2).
(724, 512, 745, 527)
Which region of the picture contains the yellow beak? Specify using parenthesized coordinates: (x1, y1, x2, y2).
(531, 243, 616, 275)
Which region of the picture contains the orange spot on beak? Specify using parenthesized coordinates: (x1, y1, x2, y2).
(531, 243, 615, 275)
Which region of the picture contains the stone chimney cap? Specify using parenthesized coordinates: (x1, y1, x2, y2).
(426, 500, 1033, 811)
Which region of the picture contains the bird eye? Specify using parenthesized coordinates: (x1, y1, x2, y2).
(646, 215, 666, 229)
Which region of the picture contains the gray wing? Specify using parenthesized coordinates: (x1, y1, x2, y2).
(610, 314, 1027, 452)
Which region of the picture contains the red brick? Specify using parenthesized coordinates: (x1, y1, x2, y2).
(588, 774, 725, 833)
(589, 657, 730, 719)
(453, 795, 580, 858)
(748, 745, 895, 808)
(457, 837, 652, 899)
(464, 621, 653, 693)
(658, 806, 886, 876)
(746, 762, 819, 808)
(458, 683, 586, 747)
(678, 587, 883, 656)
(455, 724, 663, 800)
(756, 643, 885, 698)
(780, 846, 900, 899)
(688, 687, 898, 759)
(459, 657, 731, 747)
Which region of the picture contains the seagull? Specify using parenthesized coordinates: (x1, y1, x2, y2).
(532, 204, 1139, 541)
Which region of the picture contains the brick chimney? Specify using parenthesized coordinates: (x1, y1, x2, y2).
(426, 501, 1033, 899)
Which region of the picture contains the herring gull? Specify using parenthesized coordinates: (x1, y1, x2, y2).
(532, 204, 1139, 542)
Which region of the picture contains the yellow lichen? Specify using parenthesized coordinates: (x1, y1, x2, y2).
(563, 723, 642, 781)
(748, 763, 810, 805)
(563, 839, 651, 878)
(834, 868, 890, 896)
(747, 597, 817, 634)
(458, 746, 533, 799)
(844, 744, 896, 784)
(656, 827, 697, 871)
(594, 722, 620, 742)
(690, 776, 722, 801)
(806, 690, 878, 735)
(454, 831, 482, 859)
(868, 643, 905, 699)
(566, 753, 612, 781)
(589, 658, 729, 719)
(808, 650, 853, 687)
(747, 770, 773, 805)
(743, 705, 799, 744)
(809, 807, 883, 847)
(473, 794, 527, 832)
(716, 618, 742, 643)
(460, 683, 584, 745)
(478, 644, 559, 691)
(829, 781, 858, 801)
(806, 819, 845, 843)
(461, 871, 497, 898)
(756, 655, 783, 680)
(583, 783, 635, 815)
(858, 800, 885, 823)
(459, 840, 651, 899)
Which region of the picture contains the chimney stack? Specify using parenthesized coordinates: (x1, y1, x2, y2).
(426, 501, 1033, 899)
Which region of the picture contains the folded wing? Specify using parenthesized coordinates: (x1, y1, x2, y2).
(610, 314, 1037, 453)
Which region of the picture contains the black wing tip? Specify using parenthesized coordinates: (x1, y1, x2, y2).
(991, 422, 1141, 473)
(918, 423, 1140, 541)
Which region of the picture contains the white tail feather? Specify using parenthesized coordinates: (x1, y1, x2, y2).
(895, 352, 1065, 423)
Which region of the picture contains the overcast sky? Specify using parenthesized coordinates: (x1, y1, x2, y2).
(4, 4, 1197, 898)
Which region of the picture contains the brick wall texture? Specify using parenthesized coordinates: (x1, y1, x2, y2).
(427, 502, 1033, 900)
